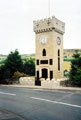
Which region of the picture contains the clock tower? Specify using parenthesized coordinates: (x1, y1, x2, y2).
(33, 16, 65, 85)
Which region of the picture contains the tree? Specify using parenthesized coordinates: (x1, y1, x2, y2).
(0, 65, 10, 84)
(0, 50, 35, 83)
(5, 50, 23, 77)
(23, 57, 35, 76)
(69, 51, 81, 86)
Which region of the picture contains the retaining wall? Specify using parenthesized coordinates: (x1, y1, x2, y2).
(19, 77, 35, 86)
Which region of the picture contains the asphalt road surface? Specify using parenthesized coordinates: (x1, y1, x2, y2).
(0, 86, 81, 120)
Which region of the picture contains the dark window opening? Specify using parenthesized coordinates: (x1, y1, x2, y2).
(50, 71, 53, 80)
(37, 59, 39, 65)
(49, 59, 53, 65)
(40, 60, 48, 64)
(58, 57, 60, 71)
(37, 71, 39, 80)
(43, 49, 46, 56)
(58, 49, 60, 56)
(42, 68, 48, 79)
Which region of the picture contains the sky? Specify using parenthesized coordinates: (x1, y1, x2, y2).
(0, 0, 81, 55)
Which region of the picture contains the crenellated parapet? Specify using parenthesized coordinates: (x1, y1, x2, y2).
(33, 16, 65, 34)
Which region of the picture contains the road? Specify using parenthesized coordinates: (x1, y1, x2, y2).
(0, 86, 81, 120)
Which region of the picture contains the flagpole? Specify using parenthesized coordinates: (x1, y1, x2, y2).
(48, 0, 50, 17)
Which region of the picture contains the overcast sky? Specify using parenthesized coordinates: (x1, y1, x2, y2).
(0, 0, 81, 55)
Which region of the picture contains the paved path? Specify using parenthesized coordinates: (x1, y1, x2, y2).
(0, 109, 24, 120)
(0, 86, 81, 120)
(1, 84, 81, 91)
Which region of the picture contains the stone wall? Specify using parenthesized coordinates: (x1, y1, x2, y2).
(19, 77, 35, 86)
(33, 16, 65, 34)
(19, 76, 68, 87)
(41, 78, 68, 87)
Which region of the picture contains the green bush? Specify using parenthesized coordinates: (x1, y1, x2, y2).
(64, 58, 73, 61)
(23, 57, 35, 76)
(0, 59, 6, 65)
(12, 71, 26, 79)
(69, 51, 81, 86)
(0, 65, 10, 84)
(0, 50, 35, 84)
(5, 50, 23, 77)
(64, 69, 69, 77)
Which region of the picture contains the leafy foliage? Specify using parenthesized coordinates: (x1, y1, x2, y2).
(23, 57, 35, 76)
(12, 71, 27, 79)
(69, 51, 81, 86)
(64, 69, 69, 77)
(0, 59, 6, 65)
(0, 50, 35, 83)
(64, 58, 73, 62)
(0, 65, 10, 80)
(5, 50, 23, 77)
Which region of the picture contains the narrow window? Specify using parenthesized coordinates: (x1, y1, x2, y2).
(58, 49, 60, 71)
(50, 71, 53, 80)
(37, 71, 39, 79)
(49, 59, 53, 65)
(43, 49, 46, 56)
(58, 49, 60, 56)
(37, 59, 39, 65)
(58, 57, 60, 71)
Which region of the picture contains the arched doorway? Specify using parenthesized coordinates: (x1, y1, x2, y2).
(42, 68, 48, 79)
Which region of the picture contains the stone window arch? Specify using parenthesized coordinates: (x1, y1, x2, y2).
(42, 49, 46, 56)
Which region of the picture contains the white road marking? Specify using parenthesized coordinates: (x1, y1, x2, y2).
(0, 92, 16, 96)
(31, 97, 81, 109)
(56, 93, 74, 102)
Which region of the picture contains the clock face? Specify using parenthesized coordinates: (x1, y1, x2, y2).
(57, 37, 61, 45)
(40, 36, 47, 44)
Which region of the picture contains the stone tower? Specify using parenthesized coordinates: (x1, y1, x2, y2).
(33, 16, 65, 84)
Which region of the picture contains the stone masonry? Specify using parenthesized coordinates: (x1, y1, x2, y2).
(33, 16, 65, 80)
